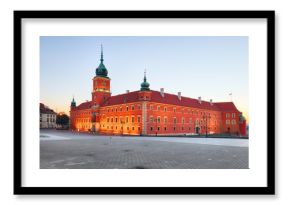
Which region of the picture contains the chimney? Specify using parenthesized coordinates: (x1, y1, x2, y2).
(198, 96, 202, 104)
(126, 90, 129, 94)
(160, 88, 164, 97)
(210, 99, 213, 106)
(178, 92, 181, 101)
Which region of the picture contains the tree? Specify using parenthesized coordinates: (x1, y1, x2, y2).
(56, 113, 69, 129)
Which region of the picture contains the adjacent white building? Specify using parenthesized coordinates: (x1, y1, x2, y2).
(40, 103, 57, 128)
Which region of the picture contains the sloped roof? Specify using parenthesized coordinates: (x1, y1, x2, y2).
(40, 103, 56, 114)
(101, 91, 140, 106)
(150, 90, 220, 111)
(100, 90, 239, 112)
(75, 101, 92, 110)
(214, 102, 240, 112)
(74, 90, 240, 112)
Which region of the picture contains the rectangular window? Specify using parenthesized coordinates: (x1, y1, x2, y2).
(232, 120, 236, 125)
(126, 117, 129, 123)
(138, 116, 141, 123)
(164, 117, 167, 124)
(173, 107, 176, 112)
(151, 127, 153, 131)
(157, 116, 161, 123)
(157, 106, 160, 111)
(150, 116, 154, 123)
(138, 105, 141, 110)
(226, 113, 230, 118)
(132, 127, 135, 130)
(131, 105, 134, 110)
(164, 107, 167, 112)
(182, 117, 185, 124)
(132, 116, 134, 123)
(226, 119, 230, 125)
(173, 117, 177, 124)
(157, 127, 160, 131)
(232, 113, 236, 118)
(115, 117, 118, 123)
(120, 107, 122, 112)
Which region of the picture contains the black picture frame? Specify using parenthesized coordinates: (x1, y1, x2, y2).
(14, 10, 275, 195)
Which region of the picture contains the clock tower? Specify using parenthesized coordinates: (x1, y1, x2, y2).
(92, 45, 111, 106)
(91, 45, 111, 132)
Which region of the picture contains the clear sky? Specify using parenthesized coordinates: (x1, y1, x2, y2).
(40, 36, 249, 121)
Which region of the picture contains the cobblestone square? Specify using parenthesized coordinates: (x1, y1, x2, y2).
(40, 130, 248, 169)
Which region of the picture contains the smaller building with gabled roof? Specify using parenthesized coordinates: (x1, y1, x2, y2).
(40, 103, 57, 129)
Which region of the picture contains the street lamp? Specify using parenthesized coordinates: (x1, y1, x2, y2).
(155, 118, 158, 136)
(120, 120, 124, 136)
(203, 114, 211, 138)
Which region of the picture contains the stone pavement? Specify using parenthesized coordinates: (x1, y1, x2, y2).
(40, 130, 248, 169)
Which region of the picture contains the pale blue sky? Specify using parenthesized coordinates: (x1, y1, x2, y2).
(40, 36, 248, 120)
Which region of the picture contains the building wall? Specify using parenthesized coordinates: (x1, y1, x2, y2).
(70, 108, 92, 131)
(98, 102, 143, 135)
(70, 101, 245, 136)
(145, 102, 222, 136)
(220, 111, 241, 134)
(40, 113, 57, 128)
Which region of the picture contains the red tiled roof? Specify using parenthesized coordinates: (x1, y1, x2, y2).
(150, 90, 220, 111)
(214, 102, 240, 112)
(74, 91, 240, 112)
(76, 101, 92, 110)
(99, 90, 239, 112)
(101, 91, 140, 106)
(40, 103, 56, 114)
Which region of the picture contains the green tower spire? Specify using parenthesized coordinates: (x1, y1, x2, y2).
(95, 44, 108, 77)
(140, 70, 150, 91)
(71, 96, 76, 107)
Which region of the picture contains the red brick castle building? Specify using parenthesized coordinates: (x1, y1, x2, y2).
(70, 47, 247, 136)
